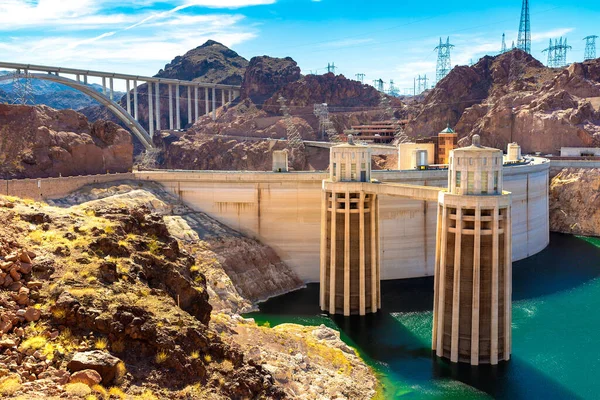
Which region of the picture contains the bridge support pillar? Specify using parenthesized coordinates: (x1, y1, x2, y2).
(147, 82, 154, 137)
(194, 86, 199, 122)
(155, 82, 161, 132)
(229, 90, 233, 103)
(187, 86, 192, 126)
(320, 137, 380, 316)
(126, 80, 131, 115)
(168, 84, 174, 130)
(205, 87, 209, 116)
(212, 87, 216, 120)
(221, 89, 225, 107)
(109, 78, 114, 101)
(133, 80, 138, 121)
(175, 84, 181, 130)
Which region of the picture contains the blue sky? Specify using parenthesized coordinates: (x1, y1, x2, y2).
(0, 0, 598, 92)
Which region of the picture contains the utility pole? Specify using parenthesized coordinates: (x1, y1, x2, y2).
(327, 63, 337, 74)
(434, 37, 455, 84)
(517, 0, 531, 54)
(355, 73, 366, 83)
(584, 35, 598, 61)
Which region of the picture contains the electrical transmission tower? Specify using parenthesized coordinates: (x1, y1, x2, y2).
(278, 96, 305, 152)
(355, 73, 366, 83)
(500, 33, 507, 54)
(584, 35, 598, 61)
(327, 63, 337, 74)
(434, 37, 455, 84)
(414, 75, 428, 95)
(517, 0, 531, 54)
(388, 80, 399, 97)
(373, 79, 385, 92)
(543, 37, 572, 68)
(11, 69, 34, 105)
(313, 102, 340, 143)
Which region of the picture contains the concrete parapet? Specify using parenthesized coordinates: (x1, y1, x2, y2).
(1, 173, 135, 201)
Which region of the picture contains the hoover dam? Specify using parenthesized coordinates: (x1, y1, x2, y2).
(135, 156, 549, 282)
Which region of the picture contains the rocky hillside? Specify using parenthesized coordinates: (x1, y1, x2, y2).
(550, 168, 600, 236)
(0, 104, 132, 179)
(154, 52, 399, 172)
(81, 40, 249, 138)
(153, 131, 329, 172)
(0, 186, 376, 399)
(156, 40, 249, 86)
(406, 50, 600, 154)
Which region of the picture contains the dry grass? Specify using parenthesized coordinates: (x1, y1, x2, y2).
(134, 390, 159, 400)
(19, 335, 47, 351)
(65, 382, 92, 397)
(0, 375, 21, 396)
(94, 337, 108, 350)
(155, 350, 168, 364)
(108, 386, 127, 399)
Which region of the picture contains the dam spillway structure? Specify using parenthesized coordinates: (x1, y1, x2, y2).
(432, 135, 512, 365)
(320, 136, 381, 316)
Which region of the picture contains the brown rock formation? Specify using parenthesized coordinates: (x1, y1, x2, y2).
(264, 72, 389, 113)
(156, 40, 248, 85)
(406, 50, 600, 154)
(550, 168, 600, 236)
(0, 104, 132, 179)
(241, 56, 301, 105)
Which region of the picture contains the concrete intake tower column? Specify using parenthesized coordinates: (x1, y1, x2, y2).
(432, 135, 512, 365)
(320, 137, 380, 316)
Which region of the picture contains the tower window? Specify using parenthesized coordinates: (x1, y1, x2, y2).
(351, 164, 357, 181)
(333, 163, 337, 178)
(481, 172, 488, 194)
(341, 163, 346, 178)
(467, 172, 475, 193)
(494, 171, 499, 192)
(455, 171, 461, 188)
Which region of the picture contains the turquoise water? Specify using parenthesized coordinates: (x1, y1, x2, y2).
(249, 234, 600, 399)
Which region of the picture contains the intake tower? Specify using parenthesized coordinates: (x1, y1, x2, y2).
(432, 135, 512, 365)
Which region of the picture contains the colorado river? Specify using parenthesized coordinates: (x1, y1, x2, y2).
(249, 233, 600, 399)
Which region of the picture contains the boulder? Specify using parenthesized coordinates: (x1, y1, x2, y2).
(69, 369, 102, 386)
(67, 350, 122, 384)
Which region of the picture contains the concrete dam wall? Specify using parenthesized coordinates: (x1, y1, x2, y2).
(135, 159, 549, 282)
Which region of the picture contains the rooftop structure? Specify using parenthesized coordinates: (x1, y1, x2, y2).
(345, 120, 407, 144)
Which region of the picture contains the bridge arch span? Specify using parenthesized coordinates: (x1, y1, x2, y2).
(0, 73, 153, 149)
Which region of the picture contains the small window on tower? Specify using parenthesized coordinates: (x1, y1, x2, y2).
(456, 171, 461, 188)
(494, 171, 499, 191)
(333, 163, 337, 177)
(351, 164, 357, 181)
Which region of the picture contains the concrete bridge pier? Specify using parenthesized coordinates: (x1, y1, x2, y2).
(320, 136, 381, 316)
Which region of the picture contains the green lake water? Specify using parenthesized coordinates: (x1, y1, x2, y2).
(248, 233, 600, 399)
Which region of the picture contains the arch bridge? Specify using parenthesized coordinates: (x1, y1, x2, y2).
(0, 61, 241, 149)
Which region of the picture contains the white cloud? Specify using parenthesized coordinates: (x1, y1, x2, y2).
(532, 28, 575, 42)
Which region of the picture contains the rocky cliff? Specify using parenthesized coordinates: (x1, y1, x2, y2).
(406, 50, 600, 154)
(241, 56, 301, 105)
(550, 168, 600, 236)
(156, 40, 248, 85)
(0, 104, 132, 179)
(0, 185, 376, 399)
